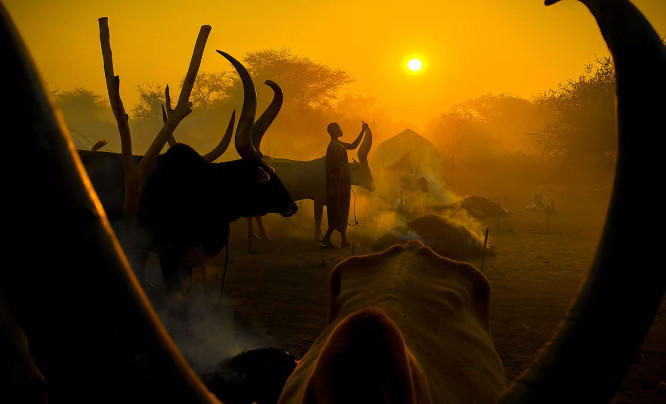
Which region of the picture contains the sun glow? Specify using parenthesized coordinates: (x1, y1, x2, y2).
(403, 54, 427, 75)
(407, 58, 423, 71)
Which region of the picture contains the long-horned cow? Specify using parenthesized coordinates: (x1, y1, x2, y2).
(78, 25, 297, 292)
(1, 0, 665, 403)
(249, 127, 374, 241)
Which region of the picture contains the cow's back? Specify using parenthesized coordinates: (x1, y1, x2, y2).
(279, 240, 505, 403)
(77, 150, 142, 221)
(265, 156, 326, 203)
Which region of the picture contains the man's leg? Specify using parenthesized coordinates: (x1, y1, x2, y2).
(340, 226, 350, 248)
(321, 227, 336, 249)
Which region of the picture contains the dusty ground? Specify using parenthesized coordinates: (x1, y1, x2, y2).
(153, 194, 666, 403)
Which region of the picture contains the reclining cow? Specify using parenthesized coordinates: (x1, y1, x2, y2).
(1, 0, 665, 403)
(248, 126, 374, 242)
(78, 23, 297, 294)
(278, 239, 505, 403)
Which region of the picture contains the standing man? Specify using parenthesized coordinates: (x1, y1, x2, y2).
(321, 121, 369, 248)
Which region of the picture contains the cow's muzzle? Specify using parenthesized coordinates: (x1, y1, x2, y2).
(281, 202, 298, 217)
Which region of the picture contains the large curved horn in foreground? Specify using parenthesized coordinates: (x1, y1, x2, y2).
(0, 5, 218, 403)
(252, 80, 283, 153)
(358, 127, 372, 163)
(500, 0, 666, 402)
(217, 50, 261, 161)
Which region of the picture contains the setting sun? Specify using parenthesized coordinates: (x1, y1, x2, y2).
(407, 58, 423, 72)
(403, 54, 427, 75)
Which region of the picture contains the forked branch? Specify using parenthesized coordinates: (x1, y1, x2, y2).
(163, 85, 235, 162)
(138, 25, 211, 178)
(98, 17, 210, 215)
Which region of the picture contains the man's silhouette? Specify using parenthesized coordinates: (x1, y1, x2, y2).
(321, 122, 368, 248)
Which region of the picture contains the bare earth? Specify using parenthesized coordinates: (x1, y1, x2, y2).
(174, 198, 665, 403)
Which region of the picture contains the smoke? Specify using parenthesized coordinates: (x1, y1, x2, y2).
(437, 206, 486, 243)
(351, 168, 486, 244)
(156, 297, 262, 375)
(142, 260, 265, 375)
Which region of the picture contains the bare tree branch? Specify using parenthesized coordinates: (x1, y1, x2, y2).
(99, 17, 140, 214)
(138, 25, 211, 178)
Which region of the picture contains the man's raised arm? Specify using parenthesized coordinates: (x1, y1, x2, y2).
(342, 122, 368, 149)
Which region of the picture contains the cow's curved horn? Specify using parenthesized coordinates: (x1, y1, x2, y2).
(202, 110, 235, 162)
(358, 128, 372, 163)
(1, 5, 218, 402)
(252, 80, 283, 152)
(217, 50, 260, 161)
(499, 0, 666, 402)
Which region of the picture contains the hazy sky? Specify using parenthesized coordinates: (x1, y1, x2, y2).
(5, 0, 666, 127)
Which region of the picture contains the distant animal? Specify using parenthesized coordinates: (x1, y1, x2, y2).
(3, 0, 665, 402)
(526, 192, 553, 211)
(248, 128, 374, 241)
(79, 52, 298, 293)
(460, 195, 509, 219)
(400, 174, 428, 193)
(396, 173, 428, 209)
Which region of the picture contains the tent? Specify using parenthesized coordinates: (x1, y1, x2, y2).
(371, 129, 447, 177)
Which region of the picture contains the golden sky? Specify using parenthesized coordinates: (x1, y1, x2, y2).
(5, 0, 666, 128)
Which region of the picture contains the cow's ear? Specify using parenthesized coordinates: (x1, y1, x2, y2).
(254, 166, 271, 183)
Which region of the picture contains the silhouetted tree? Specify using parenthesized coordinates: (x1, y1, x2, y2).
(183, 71, 231, 110)
(132, 83, 165, 121)
(53, 87, 108, 116)
(206, 49, 354, 159)
(51, 87, 117, 150)
(222, 48, 352, 110)
(536, 57, 616, 170)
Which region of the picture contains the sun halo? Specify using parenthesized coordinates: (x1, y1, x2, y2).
(403, 55, 427, 75)
(407, 58, 423, 71)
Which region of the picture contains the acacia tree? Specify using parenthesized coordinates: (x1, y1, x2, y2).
(184, 71, 231, 109)
(53, 87, 108, 114)
(536, 57, 616, 170)
(132, 83, 165, 121)
(207, 49, 354, 158)
(224, 48, 352, 110)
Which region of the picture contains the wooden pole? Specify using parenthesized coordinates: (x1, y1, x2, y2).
(480, 227, 489, 272)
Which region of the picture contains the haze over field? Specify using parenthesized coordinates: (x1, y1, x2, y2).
(5, 0, 664, 215)
(5, 0, 665, 127)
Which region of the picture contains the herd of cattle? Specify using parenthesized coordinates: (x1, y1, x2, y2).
(2, 0, 665, 403)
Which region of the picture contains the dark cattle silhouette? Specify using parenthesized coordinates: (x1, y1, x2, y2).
(1, 0, 665, 403)
(79, 52, 297, 293)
